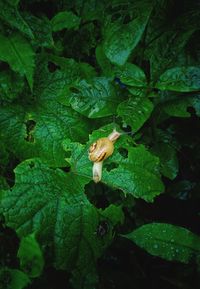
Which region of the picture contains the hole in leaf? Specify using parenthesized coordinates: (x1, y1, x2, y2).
(122, 14, 131, 24)
(24, 120, 36, 143)
(29, 162, 35, 169)
(84, 182, 110, 209)
(118, 148, 128, 158)
(60, 166, 71, 173)
(69, 87, 80, 94)
(104, 162, 119, 172)
(47, 61, 60, 73)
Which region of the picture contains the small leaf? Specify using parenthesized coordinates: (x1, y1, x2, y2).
(51, 11, 80, 32)
(123, 223, 200, 263)
(103, 1, 153, 65)
(66, 77, 122, 118)
(156, 67, 200, 92)
(0, 33, 35, 90)
(117, 96, 153, 132)
(100, 204, 125, 226)
(17, 233, 44, 278)
(0, 268, 30, 289)
(115, 63, 147, 87)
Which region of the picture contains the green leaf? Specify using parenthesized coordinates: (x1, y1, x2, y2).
(103, 1, 153, 65)
(0, 176, 9, 190)
(117, 96, 153, 132)
(0, 70, 24, 102)
(73, 0, 106, 22)
(123, 223, 200, 263)
(145, 27, 194, 81)
(162, 95, 200, 118)
(103, 145, 164, 202)
(0, 268, 30, 289)
(0, 61, 93, 167)
(152, 143, 179, 180)
(66, 77, 122, 118)
(47, 54, 96, 79)
(100, 204, 124, 226)
(156, 67, 200, 92)
(1, 158, 121, 287)
(23, 14, 53, 48)
(17, 233, 44, 278)
(0, 103, 91, 167)
(95, 44, 114, 77)
(0, 1, 33, 38)
(63, 124, 164, 202)
(115, 63, 147, 87)
(51, 11, 80, 32)
(7, 0, 21, 5)
(0, 33, 35, 90)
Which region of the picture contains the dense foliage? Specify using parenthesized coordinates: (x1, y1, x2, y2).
(0, 0, 200, 288)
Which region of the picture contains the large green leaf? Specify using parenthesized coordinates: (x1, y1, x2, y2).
(51, 11, 80, 32)
(123, 223, 200, 263)
(103, 1, 153, 65)
(0, 1, 33, 38)
(145, 27, 194, 81)
(143, 0, 197, 81)
(0, 63, 92, 167)
(117, 96, 153, 132)
(0, 33, 35, 90)
(63, 124, 164, 202)
(1, 158, 123, 288)
(0, 102, 91, 168)
(65, 77, 122, 118)
(156, 67, 200, 92)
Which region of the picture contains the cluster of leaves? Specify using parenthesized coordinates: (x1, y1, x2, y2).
(0, 0, 200, 288)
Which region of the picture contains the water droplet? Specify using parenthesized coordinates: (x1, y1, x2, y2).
(153, 244, 158, 249)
